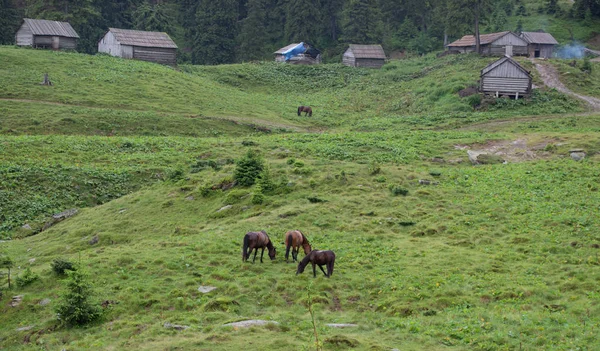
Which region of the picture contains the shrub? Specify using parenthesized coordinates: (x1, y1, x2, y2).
(234, 150, 264, 186)
(51, 258, 76, 276)
(466, 94, 482, 108)
(286, 158, 296, 165)
(252, 193, 265, 204)
(16, 267, 39, 287)
(55, 268, 101, 326)
(168, 167, 185, 181)
(389, 185, 409, 196)
(375, 175, 387, 183)
(581, 57, 592, 74)
(257, 167, 275, 194)
(190, 159, 221, 173)
(368, 162, 381, 175)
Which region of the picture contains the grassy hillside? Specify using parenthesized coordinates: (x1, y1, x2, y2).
(1, 47, 600, 351)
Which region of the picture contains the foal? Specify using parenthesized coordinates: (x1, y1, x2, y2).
(242, 231, 276, 263)
(284, 230, 312, 262)
(296, 250, 335, 278)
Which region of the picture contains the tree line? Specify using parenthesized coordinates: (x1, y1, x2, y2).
(0, 0, 595, 64)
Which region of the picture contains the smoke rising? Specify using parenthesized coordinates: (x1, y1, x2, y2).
(556, 43, 587, 59)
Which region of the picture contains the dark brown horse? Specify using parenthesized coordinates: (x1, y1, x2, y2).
(242, 231, 276, 263)
(284, 230, 312, 262)
(297, 106, 312, 117)
(296, 250, 335, 278)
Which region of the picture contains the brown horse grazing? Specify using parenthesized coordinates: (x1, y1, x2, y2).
(297, 106, 312, 117)
(296, 250, 335, 278)
(242, 231, 276, 263)
(284, 230, 312, 262)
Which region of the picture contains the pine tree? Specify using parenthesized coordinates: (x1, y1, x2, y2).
(341, 0, 383, 44)
(193, 0, 238, 65)
(55, 268, 101, 326)
(285, 0, 322, 43)
(133, 1, 175, 33)
(546, 0, 558, 14)
(0, 0, 20, 45)
(237, 0, 269, 61)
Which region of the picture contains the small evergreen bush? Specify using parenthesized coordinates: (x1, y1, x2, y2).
(51, 258, 76, 276)
(55, 268, 101, 326)
(16, 267, 39, 287)
(234, 150, 264, 186)
(389, 185, 409, 196)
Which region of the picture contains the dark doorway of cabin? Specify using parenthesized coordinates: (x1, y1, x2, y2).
(534, 50, 540, 58)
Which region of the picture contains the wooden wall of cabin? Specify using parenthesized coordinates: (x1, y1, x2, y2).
(15, 24, 33, 46)
(133, 46, 177, 65)
(481, 77, 531, 95)
(356, 58, 385, 68)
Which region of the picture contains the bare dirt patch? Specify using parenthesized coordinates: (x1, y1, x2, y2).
(455, 138, 558, 163)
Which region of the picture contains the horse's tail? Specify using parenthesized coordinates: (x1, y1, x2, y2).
(242, 234, 249, 262)
(297, 106, 302, 116)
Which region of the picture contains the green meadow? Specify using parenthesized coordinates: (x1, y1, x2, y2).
(1, 46, 599, 351)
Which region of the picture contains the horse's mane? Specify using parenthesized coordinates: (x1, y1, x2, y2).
(298, 251, 312, 270)
(299, 230, 309, 244)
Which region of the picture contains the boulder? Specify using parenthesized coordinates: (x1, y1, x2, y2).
(42, 208, 78, 231)
(217, 205, 232, 213)
(326, 323, 358, 328)
(198, 286, 217, 294)
(570, 151, 585, 161)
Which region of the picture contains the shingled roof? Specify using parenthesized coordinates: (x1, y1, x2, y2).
(108, 28, 177, 49)
(347, 44, 386, 59)
(520, 32, 559, 45)
(23, 19, 79, 38)
(448, 31, 512, 47)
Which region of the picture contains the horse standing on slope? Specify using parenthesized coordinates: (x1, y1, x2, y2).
(284, 230, 312, 262)
(242, 231, 276, 263)
(297, 106, 313, 117)
(296, 250, 335, 278)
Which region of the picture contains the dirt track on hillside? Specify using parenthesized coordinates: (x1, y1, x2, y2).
(533, 61, 600, 111)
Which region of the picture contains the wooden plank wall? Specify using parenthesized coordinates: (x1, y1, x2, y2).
(15, 24, 33, 46)
(133, 46, 177, 65)
(356, 58, 385, 68)
(482, 77, 530, 94)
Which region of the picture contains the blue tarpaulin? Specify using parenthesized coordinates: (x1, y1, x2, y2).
(284, 42, 306, 61)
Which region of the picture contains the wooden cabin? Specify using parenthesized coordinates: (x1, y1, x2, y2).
(480, 56, 532, 98)
(343, 44, 386, 68)
(447, 31, 528, 56)
(15, 19, 79, 50)
(98, 28, 177, 65)
(520, 31, 558, 59)
(273, 43, 321, 65)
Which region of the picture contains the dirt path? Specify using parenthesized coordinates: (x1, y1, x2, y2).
(0, 97, 310, 133)
(533, 61, 600, 111)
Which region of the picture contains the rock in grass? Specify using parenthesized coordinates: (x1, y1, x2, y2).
(21, 224, 32, 230)
(16, 326, 33, 332)
(198, 286, 217, 294)
(89, 235, 99, 245)
(326, 323, 358, 328)
(39, 298, 51, 306)
(217, 205, 232, 212)
(42, 208, 79, 231)
(164, 322, 190, 330)
(223, 320, 279, 328)
(476, 153, 505, 165)
(10, 295, 23, 307)
(570, 151, 585, 161)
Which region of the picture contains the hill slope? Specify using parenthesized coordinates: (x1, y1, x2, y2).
(1, 48, 600, 351)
